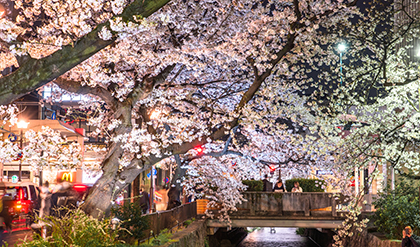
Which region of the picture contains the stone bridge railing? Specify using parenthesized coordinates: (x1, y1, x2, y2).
(231, 192, 345, 217)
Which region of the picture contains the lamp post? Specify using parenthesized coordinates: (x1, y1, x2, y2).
(338, 43, 346, 86)
(0, 4, 5, 18)
(17, 120, 29, 182)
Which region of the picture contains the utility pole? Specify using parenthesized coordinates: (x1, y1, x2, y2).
(18, 129, 23, 182)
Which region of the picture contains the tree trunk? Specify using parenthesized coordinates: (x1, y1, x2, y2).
(81, 105, 139, 218)
(82, 167, 125, 218)
(82, 158, 150, 218)
(82, 141, 157, 217)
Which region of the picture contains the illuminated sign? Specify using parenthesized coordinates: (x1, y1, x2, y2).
(57, 171, 77, 183)
(8, 134, 17, 142)
(11, 175, 18, 183)
(146, 168, 157, 178)
(62, 172, 73, 182)
(316, 170, 333, 176)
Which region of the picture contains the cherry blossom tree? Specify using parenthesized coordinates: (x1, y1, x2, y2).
(0, 0, 363, 223)
(7, 0, 414, 244)
(304, 0, 420, 245)
(67, 0, 361, 218)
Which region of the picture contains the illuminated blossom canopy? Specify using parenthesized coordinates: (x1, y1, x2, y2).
(2, 0, 420, 245)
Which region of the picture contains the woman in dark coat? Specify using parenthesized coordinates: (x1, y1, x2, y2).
(273, 180, 287, 192)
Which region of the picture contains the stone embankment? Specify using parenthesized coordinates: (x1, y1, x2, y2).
(162, 219, 207, 247)
(306, 228, 401, 247)
(346, 229, 400, 247)
(161, 219, 247, 247)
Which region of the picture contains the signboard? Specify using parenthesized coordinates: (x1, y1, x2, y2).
(62, 172, 73, 182)
(147, 168, 157, 178)
(316, 170, 333, 176)
(8, 134, 17, 142)
(57, 171, 76, 183)
(11, 175, 18, 183)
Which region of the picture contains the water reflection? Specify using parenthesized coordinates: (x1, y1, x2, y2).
(237, 228, 318, 247)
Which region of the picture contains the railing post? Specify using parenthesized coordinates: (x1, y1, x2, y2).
(250, 193, 255, 215)
(304, 194, 310, 216)
(331, 194, 337, 217)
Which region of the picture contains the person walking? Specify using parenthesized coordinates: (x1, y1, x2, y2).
(291, 181, 303, 193)
(51, 181, 78, 218)
(167, 184, 180, 210)
(262, 175, 272, 192)
(39, 181, 52, 219)
(138, 186, 149, 214)
(0, 186, 12, 232)
(31, 181, 52, 238)
(273, 180, 287, 192)
(402, 226, 420, 247)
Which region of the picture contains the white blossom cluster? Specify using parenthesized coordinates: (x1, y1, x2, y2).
(23, 126, 83, 170)
(0, 0, 122, 62)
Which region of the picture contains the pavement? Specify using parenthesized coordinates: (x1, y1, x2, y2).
(0, 219, 33, 246)
(1, 228, 33, 246)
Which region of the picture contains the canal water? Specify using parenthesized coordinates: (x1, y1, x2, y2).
(237, 227, 319, 247)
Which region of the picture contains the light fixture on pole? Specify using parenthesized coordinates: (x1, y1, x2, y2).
(17, 120, 29, 182)
(0, 4, 5, 18)
(338, 43, 347, 86)
(150, 110, 160, 120)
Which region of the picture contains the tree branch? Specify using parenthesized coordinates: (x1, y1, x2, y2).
(126, 64, 175, 107)
(54, 77, 118, 109)
(0, 0, 170, 105)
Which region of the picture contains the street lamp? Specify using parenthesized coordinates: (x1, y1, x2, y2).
(150, 110, 160, 120)
(17, 120, 29, 182)
(0, 4, 5, 18)
(338, 43, 347, 86)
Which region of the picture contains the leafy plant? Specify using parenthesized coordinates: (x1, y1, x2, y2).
(372, 179, 420, 239)
(18, 208, 122, 247)
(285, 178, 325, 192)
(184, 219, 193, 227)
(138, 229, 174, 247)
(296, 228, 305, 235)
(242, 180, 263, 191)
(111, 202, 150, 244)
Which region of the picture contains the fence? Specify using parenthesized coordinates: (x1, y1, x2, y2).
(141, 201, 197, 240)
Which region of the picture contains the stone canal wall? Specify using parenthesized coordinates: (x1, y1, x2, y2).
(161, 218, 401, 247)
(161, 219, 247, 247)
(345, 229, 400, 247)
(306, 228, 401, 247)
(162, 219, 207, 247)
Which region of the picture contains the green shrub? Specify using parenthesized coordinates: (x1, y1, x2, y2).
(18, 208, 123, 247)
(111, 202, 150, 244)
(242, 180, 263, 191)
(285, 178, 325, 192)
(296, 228, 305, 235)
(184, 219, 192, 227)
(138, 229, 174, 247)
(372, 179, 420, 239)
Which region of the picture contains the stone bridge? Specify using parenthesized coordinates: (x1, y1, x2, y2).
(207, 192, 361, 229)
